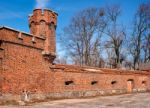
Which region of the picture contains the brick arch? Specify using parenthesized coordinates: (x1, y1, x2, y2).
(127, 79, 134, 81)
(29, 21, 35, 27)
(50, 22, 56, 30)
(40, 20, 46, 23)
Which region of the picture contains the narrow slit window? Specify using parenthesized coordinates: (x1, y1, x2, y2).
(111, 81, 117, 85)
(40, 20, 46, 36)
(142, 81, 146, 84)
(91, 81, 98, 85)
(0, 40, 3, 50)
(65, 81, 74, 85)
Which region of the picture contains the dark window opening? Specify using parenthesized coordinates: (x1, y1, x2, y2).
(49, 22, 56, 30)
(65, 81, 74, 85)
(91, 81, 98, 85)
(142, 81, 146, 84)
(0, 40, 3, 50)
(111, 81, 117, 85)
(40, 20, 46, 37)
(0, 40, 2, 47)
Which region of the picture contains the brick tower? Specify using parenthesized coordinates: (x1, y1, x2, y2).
(29, 9, 58, 63)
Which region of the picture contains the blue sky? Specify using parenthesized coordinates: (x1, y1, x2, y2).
(0, 0, 149, 34)
(0, 0, 149, 62)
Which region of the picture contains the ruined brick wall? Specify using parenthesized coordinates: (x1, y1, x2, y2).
(0, 9, 150, 101)
(48, 65, 150, 98)
(0, 27, 150, 100)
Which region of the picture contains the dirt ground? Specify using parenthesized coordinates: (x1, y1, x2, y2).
(1, 93, 150, 108)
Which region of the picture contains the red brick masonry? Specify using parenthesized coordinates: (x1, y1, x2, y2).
(0, 9, 150, 101)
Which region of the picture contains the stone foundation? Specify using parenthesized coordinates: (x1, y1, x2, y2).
(0, 89, 148, 102)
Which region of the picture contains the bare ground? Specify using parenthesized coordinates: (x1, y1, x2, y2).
(1, 92, 150, 108)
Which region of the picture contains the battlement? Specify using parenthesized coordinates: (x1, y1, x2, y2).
(29, 9, 58, 27)
(0, 26, 45, 50)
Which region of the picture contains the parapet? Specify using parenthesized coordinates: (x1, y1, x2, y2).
(50, 64, 150, 75)
(0, 26, 45, 50)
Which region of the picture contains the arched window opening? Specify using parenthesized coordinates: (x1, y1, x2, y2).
(40, 20, 46, 36)
(49, 22, 56, 30)
(30, 21, 34, 26)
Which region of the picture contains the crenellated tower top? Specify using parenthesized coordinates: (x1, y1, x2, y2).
(29, 9, 58, 63)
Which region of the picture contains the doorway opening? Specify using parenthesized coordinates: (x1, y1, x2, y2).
(127, 79, 134, 93)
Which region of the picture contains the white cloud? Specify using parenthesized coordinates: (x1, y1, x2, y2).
(35, 0, 50, 9)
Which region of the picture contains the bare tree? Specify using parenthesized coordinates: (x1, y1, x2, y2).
(129, 3, 150, 70)
(61, 7, 107, 66)
(104, 5, 126, 68)
(142, 34, 150, 62)
(54, 55, 67, 64)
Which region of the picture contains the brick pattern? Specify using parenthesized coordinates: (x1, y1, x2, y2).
(29, 9, 57, 57)
(51, 65, 150, 93)
(0, 9, 150, 101)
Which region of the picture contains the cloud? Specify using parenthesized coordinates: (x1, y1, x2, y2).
(35, 0, 50, 9)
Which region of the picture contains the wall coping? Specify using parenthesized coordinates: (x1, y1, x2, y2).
(50, 64, 150, 75)
(0, 26, 46, 40)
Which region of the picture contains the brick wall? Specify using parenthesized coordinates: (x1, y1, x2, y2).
(29, 9, 57, 58)
(51, 65, 150, 93)
(0, 29, 150, 100)
(0, 9, 150, 101)
(0, 28, 53, 95)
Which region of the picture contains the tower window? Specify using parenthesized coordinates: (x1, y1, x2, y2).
(49, 22, 56, 30)
(40, 20, 46, 36)
(65, 81, 74, 85)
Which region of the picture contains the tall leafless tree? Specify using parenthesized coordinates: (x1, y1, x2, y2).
(61, 7, 107, 66)
(129, 3, 150, 70)
(142, 34, 150, 62)
(104, 5, 126, 68)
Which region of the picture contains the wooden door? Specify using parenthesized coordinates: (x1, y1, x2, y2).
(127, 80, 133, 93)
